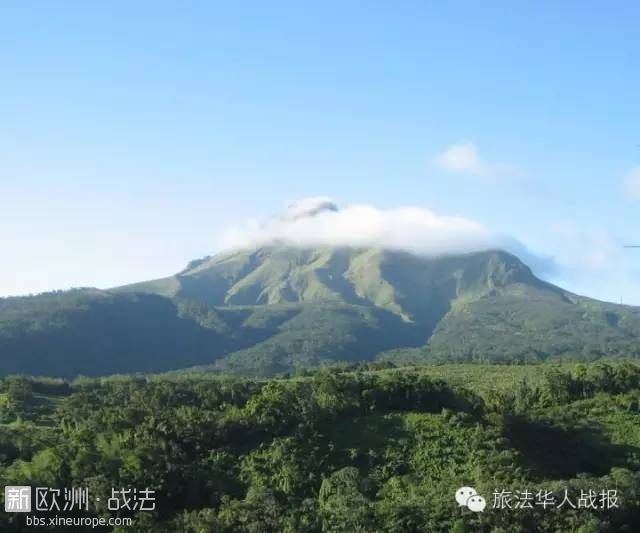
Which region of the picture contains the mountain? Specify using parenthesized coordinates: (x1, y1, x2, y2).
(1, 246, 639, 377)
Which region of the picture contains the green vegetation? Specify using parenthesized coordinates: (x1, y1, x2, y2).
(0, 290, 230, 376)
(1, 362, 640, 532)
(2, 246, 639, 377)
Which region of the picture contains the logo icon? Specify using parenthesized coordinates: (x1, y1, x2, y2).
(5, 486, 31, 512)
(467, 494, 487, 512)
(455, 486, 486, 512)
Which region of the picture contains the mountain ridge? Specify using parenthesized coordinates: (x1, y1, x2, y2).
(1, 246, 639, 377)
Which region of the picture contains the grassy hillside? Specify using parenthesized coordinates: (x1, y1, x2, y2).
(110, 246, 640, 372)
(1, 246, 639, 377)
(114, 246, 543, 322)
(1, 362, 640, 532)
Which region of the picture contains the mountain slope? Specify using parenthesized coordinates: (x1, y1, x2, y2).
(384, 283, 640, 365)
(115, 246, 543, 324)
(1, 246, 639, 377)
(0, 290, 230, 376)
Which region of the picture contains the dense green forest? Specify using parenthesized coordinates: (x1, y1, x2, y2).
(2, 362, 640, 532)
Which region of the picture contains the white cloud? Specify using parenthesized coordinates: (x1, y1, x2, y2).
(435, 141, 512, 179)
(219, 197, 512, 256)
(436, 142, 487, 175)
(218, 199, 640, 305)
(623, 167, 640, 200)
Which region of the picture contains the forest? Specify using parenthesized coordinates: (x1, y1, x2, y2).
(1, 362, 640, 532)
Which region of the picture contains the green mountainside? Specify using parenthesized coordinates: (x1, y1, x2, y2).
(1, 246, 639, 377)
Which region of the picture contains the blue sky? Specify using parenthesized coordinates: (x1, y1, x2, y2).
(1, 1, 639, 303)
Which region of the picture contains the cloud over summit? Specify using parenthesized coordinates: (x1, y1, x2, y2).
(219, 197, 515, 257)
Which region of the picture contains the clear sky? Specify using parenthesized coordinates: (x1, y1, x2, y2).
(1, 1, 639, 303)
